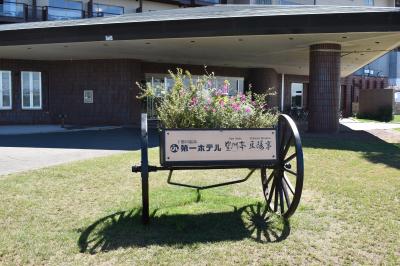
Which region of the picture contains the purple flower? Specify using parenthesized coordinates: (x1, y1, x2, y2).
(245, 106, 252, 113)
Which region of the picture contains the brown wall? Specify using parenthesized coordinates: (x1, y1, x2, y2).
(49, 59, 142, 126)
(2, 57, 396, 126)
(247, 68, 279, 108)
(359, 88, 394, 116)
(0, 59, 142, 125)
(0, 59, 52, 124)
(142, 63, 249, 78)
(0, 60, 252, 125)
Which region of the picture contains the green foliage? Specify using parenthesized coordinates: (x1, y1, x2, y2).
(138, 69, 279, 128)
(356, 106, 394, 122)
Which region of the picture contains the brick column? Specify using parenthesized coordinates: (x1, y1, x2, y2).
(308, 43, 341, 132)
(247, 68, 279, 107)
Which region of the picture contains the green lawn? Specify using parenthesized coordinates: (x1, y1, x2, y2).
(355, 114, 400, 123)
(0, 132, 399, 265)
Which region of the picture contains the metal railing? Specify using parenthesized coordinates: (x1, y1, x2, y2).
(250, 0, 378, 5)
(0, 1, 26, 19)
(250, 0, 315, 5)
(92, 11, 122, 17)
(91, 2, 124, 17)
(44, 6, 85, 21)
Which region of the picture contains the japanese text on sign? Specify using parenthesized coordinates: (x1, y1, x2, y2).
(164, 130, 277, 162)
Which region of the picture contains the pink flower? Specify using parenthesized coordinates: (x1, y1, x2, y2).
(245, 107, 252, 113)
(190, 97, 198, 106)
(223, 84, 228, 93)
(231, 103, 241, 112)
(219, 99, 225, 107)
(240, 94, 246, 102)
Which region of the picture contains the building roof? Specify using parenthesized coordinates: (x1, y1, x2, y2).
(0, 5, 399, 32)
(0, 4, 399, 77)
(0, 4, 399, 47)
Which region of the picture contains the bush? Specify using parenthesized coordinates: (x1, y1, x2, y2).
(376, 106, 394, 122)
(356, 106, 393, 122)
(138, 69, 279, 128)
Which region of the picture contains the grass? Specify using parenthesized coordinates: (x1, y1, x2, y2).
(355, 114, 400, 123)
(0, 132, 399, 265)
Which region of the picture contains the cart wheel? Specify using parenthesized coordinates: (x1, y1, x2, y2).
(261, 114, 304, 219)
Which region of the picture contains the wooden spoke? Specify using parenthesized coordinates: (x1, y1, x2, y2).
(279, 183, 285, 214)
(282, 181, 292, 208)
(267, 177, 276, 207)
(262, 170, 273, 185)
(284, 168, 297, 176)
(283, 173, 295, 195)
(281, 135, 293, 160)
(274, 182, 279, 212)
(284, 153, 297, 164)
(266, 171, 274, 185)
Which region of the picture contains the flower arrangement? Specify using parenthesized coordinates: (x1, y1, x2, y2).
(138, 68, 279, 129)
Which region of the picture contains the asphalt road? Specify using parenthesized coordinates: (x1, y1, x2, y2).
(0, 128, 159, 176)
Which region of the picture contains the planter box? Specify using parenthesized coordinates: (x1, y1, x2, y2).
(160, 128, 278, 167)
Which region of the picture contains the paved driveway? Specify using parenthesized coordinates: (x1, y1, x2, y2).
(340, 118, 400, 131)
(0, 128, 158, 176)
(340, 118, 400, 143)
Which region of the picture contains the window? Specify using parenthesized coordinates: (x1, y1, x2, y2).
(48, 0, 83, 20)
(21, 71, 42, 109)
(144, 73, 244, 118)
(0, 71, 12, 110)
(49, 0, 82, 9)
(145, 74, 244, 97)
(363, 0, 374, 6)
(92, 3, 124, 17)
(291, 83, 303, 109)
(395, 92, 400, 103)
(0, 0, 25, 18)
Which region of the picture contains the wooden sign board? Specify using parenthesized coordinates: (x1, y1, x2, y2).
(160, 129, 278, 166)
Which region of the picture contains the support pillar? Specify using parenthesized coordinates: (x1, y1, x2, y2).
(308, 43, 341, 132)
(247, 68, 279, 107)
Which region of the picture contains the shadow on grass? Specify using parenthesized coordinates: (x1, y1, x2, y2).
(303, 131, 400, 170)
(78, 203, 290, 254)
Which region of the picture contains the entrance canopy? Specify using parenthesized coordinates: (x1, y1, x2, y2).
(0, 5, 399, 76)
